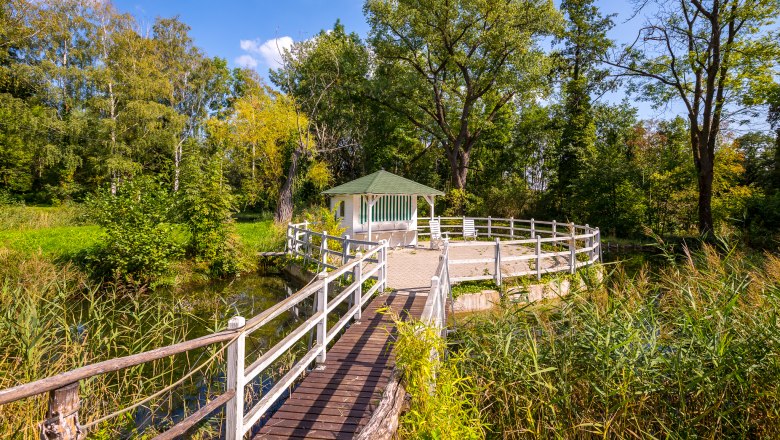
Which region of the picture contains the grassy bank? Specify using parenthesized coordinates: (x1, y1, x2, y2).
(395, 243, 780, 439)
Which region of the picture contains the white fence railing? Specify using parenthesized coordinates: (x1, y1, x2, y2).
(228, 240, 388, 439)
(420, 217, 601, 285)
(0, 237, 389, 440)
(422, 242, 450, 331)
(287, 222, 386, 273)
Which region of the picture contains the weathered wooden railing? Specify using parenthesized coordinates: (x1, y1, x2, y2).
(0, 241, 389, 440)
(419, 217, 601, 285)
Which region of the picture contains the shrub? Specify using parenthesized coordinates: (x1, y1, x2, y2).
(179, 159, 243, 277)
(87, 177, 181, 287)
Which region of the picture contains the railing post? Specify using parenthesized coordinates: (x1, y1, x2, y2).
(510, 217, 514, 239)
(353, 252, 363, 320)
(488, 216, 492, 237)
(552, 220, 557, 238)
(316, 271, 328, 364)
(530, 218, 535, 239)
(378, 240, 387, 293)
(536, 235, 542, 281)
(569, 223, 576, 275)
(304, 230, 312, 266)
(430, 275, 441, 328)
(40, 382, 82, 440)
(585, 224, 593, 262)
(596, 227, 602, 262)
(342, 235, 350, 266)
(320, 231, 328, 267)
(226, 316, 246, 440)
(494, 237, 502, 287)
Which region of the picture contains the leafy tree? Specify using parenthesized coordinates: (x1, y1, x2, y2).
(555, 0, 614, 216)
(607, 0, 780, 235)
(365, 0, 560, 190)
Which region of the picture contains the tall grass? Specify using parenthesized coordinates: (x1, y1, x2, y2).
(453, 243, 780, 438)
(0, 250, 222, 439)
(391, 312, 485, 439)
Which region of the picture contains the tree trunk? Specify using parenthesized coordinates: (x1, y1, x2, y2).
(275, 146, 302, 223)
(446, 147, 469, 190)
(695, 140, 715, 237)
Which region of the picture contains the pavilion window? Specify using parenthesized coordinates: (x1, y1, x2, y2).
(360, 195, 413, 224)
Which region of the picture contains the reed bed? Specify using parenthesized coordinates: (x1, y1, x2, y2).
(0, 250, 223, 439)
(452, 243, 780, 438)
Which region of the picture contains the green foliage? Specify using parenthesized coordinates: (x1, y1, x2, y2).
(390, 311, 485, 439)
(452, 243, 780, 438)
(87, 177, 181, 287)
(179, 154, 243, 276)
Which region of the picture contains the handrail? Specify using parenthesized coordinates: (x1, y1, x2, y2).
(417, 216, 601, 285)
(422, 241, 450, 330)
(0, 232, 389, 440)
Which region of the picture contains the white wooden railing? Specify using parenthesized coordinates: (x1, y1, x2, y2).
(420, 217, 601, 285)
(0, 237, 389, 440)
(422, 241, 450, 331)
(287, 221, 384, 272)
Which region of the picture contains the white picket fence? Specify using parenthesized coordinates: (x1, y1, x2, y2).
(419, 217, 601, 285)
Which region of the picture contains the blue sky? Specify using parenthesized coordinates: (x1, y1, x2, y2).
(113, 0, 666, 118)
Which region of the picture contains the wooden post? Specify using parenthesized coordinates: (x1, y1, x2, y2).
(530, 218, 535, 239)
(320, 231, 328, 267)
(585, 224, 593, 262)
(569, 223, 576, 275)
(304, 230, 312, 265)
(509, 217, 514, 239)
(536, 235, 542, 281)
(552, 220, 557, 238)
(378, 240, 387, 293)
(494, 237, 502, 287)
(430, 275, 441, 328)
(342, 235, 350, 266)
(226, 316, 246, 440)
(40, 382, 82, 440)
(596, 227, 602, 262)
(487, 216, 492, 237)
(353, 252, 363, 320)
(316, 271, 328, 364)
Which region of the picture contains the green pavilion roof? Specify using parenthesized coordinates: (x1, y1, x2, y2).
(322, 170, 444, 196)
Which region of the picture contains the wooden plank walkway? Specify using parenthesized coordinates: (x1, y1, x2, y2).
(253, 291, 427, 439)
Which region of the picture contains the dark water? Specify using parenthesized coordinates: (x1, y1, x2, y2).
(132, 271, 311, 438)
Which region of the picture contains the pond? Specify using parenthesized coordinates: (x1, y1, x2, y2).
(132, 270, 313, 437)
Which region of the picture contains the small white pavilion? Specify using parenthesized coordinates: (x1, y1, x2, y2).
(322, 170, 444, 247)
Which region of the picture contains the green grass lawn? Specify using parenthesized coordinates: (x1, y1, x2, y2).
(0, 218, 284, 258)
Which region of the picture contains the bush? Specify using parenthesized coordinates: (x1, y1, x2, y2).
(87, 177, 182, 287)
(179, 158, 243, 277)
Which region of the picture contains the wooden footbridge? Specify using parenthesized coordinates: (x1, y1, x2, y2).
(0, 217, 598, 440)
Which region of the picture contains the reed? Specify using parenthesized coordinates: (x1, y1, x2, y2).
(453, 243, 780, 438)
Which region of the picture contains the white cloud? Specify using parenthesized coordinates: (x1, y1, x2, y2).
(235, 54, 259, 69)
(238, 36, 294, 70)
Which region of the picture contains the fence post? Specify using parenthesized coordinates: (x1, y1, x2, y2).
(596, 227, 602, 262)
(354, 252, 363, 320)
(552, 220, 557, 238)
(342, 235, 350, 266)
(378, 240, 387, 293)
(226, 316, 246, 440)
(494, 237, 502, 287)
(430, 275, 441, 328)
(316, 271, 328, 364)
(286, 225, 292, 254)
(488, 216, 492, 237)
(510, 217, 514, 239)
(304, 230, 312, 266)
(569, 223, 576, 274)
(320, 231, 328, 267)
(530, 218, 535, 239)
(40, 382, 82, 440)
(585, 224, 593, 262)
(536, 235, 542, 281)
